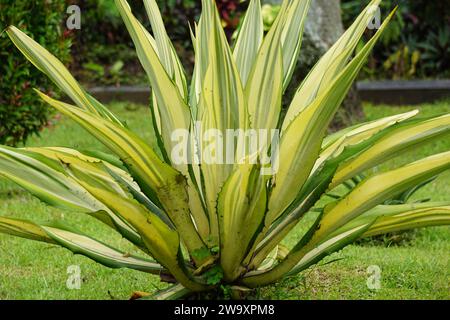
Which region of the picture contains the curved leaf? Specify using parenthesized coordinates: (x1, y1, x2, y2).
(6, 26, 123, 126)
(0, 217, 163, 274)
(331, 114, 450, 188)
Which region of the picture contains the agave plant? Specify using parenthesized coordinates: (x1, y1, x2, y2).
(1, 0, 449, 299)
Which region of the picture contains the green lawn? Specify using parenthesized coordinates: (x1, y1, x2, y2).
(0, 101, 449, 300)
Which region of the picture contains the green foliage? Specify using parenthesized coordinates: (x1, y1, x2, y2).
(158, 0, 201, 43)
(342, 0, 450, 79)
(69, 0, 199, 85)
(70, 0, 245, 84)
(418, 28, 450, 77)
(69, 0, 147, 86)
(192, 247, 213, 261)
(382, 45, 420, 80)
(261, 3, 281, 31)
(0, 0, 71, 146)
(204, 266, 224, 286)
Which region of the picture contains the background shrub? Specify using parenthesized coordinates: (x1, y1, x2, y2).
(68, 0, 147, 86)
(0, 0, 71, 146)
(71, 0, 450, 85)
(342, 0, 450, 79)
(69, 0, 243, 86)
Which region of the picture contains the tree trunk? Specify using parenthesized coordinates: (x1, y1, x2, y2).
(264, 0, 363, 129)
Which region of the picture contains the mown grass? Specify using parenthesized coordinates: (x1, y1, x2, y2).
(0, 100, 448, 300)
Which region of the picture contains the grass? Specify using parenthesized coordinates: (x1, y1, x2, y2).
(0, 100, 449, 300)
